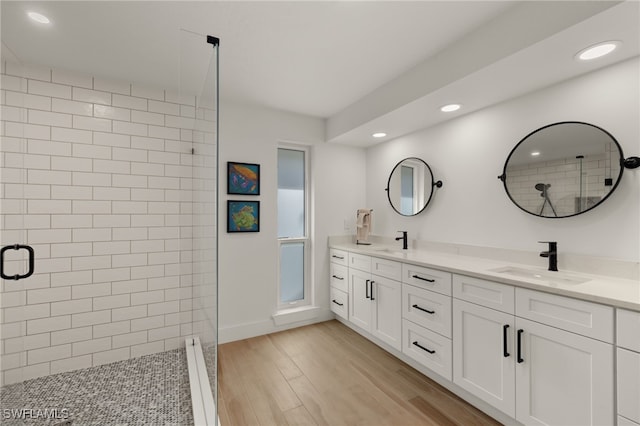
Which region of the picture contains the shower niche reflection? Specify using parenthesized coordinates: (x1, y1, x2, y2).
(499, 121, 630, 218)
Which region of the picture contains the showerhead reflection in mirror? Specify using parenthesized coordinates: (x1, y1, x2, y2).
(500, 121, 624, 218)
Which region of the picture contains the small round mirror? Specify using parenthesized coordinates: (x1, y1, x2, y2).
(386, 157, 442, 216)
(500, 121, 624, 218)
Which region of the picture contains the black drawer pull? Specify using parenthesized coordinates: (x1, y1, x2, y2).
(517, 329, 524, 363)
(332, 299, 344, 307)
(332, 275, 344, 280)
(503, 324, 510, 358)
(412, 304, 435, 314)
(370, 280, 375, 301)
(332, 255, 344, 260)
(1, 244, 35, 281)
(412, 341, 435, 354)
(365, 279, 370, 299)
(412, 274, 435, 283)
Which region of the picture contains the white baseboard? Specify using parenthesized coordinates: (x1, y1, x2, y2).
(219, 309, 334, 344)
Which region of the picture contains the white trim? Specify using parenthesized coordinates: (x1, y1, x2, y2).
(185, 337, 217, 426)
(218, 310, 334, 344)
(272, 305, 321, 326)
(277, 144, 312, 309)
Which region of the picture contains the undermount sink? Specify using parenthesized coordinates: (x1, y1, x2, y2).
(372, 247, 406, 255)
(490, 266, 591, 285)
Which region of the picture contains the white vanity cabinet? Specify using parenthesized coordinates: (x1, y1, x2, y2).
(401, 264, 453, 380)
(514, 288, 615, 426)
(453, 276, 516, 416)
(329, 245, 628, 426)
(329, 249, 349, 320)
(347, 253, 402, 350)
(515, 316, 614, 426)
(453, 275, 615, 425)
(617, 309, 640, 426)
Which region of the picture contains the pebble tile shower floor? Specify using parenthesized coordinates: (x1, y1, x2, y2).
(0, 349, 194, 425)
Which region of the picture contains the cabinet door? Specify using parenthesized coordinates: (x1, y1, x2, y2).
(349, 268, 372, 331)
(371, 275, 401, 350)
(617, 348, 640, 424)
(515, 317, 614, 426)
(453, 299, 516, 417)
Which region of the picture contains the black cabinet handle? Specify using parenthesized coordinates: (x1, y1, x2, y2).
(332, 275, 344, 280)
(1, 244, 35, 281)
(332, 299, 344, 307)
(332, 255, 344, 260)
(412, 341, 435, 354)
(365, 279, 370, 299)
(370, 281, 375, 301)
(412, 274, 435, 283)
(503, 324, 510, 358)
(412, 304, 435, 314)
(517, 329, 524, 363)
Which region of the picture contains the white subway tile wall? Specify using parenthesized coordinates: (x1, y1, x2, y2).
(0, 61, 217, 385)
(505, 150, 615, 216)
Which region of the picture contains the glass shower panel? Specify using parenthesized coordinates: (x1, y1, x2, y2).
(1, 41, 28, 414)
(181, 28, 219, 422)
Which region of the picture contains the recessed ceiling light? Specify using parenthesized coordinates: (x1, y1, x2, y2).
(531, 151, 540, 156)
(440, 104, 461, 112)
(372, 132, 386, 138)
(27, 11, 51, 24)
(576, 41, 619, 61)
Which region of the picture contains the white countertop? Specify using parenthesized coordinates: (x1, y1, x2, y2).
(330, 242, 640, 312)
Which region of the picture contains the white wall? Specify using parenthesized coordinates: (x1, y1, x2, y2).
(218, 101, 365, 342)
(366, 57, 640, 261)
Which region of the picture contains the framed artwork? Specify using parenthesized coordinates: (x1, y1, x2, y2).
(227, 162, 260, 195)
(227, 200, 260, 233)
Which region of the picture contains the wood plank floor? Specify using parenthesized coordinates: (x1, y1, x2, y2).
(217, 320, 502, 426)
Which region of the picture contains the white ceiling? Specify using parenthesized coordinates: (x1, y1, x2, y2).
(0, 1, 512, 114)
(2, 1, 639, 147)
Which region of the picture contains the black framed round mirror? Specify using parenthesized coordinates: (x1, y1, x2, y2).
(386, 157, 442, 216)
(499, 121, 626, 218)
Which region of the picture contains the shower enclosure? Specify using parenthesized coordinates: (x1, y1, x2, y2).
(0, 11, 218, 424)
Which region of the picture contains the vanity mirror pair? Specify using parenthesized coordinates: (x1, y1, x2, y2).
(386, 121, 639, 218)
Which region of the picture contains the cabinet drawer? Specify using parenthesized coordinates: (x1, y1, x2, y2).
(618, 348, 640, 424)
(329, 248, 348, 266)
(330, 287, 348, 320)
(453, 275, 514, 314)
(402, 263, 452, 296)
(516, 287, 613, 343)
(372, 257, 402, 281)
(403, 319, 452, 381)
(618, 309, 640, 352)
(402, 284, 452, 338)
(348, 252, 371, 272)
(330, 263, 348, 292)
